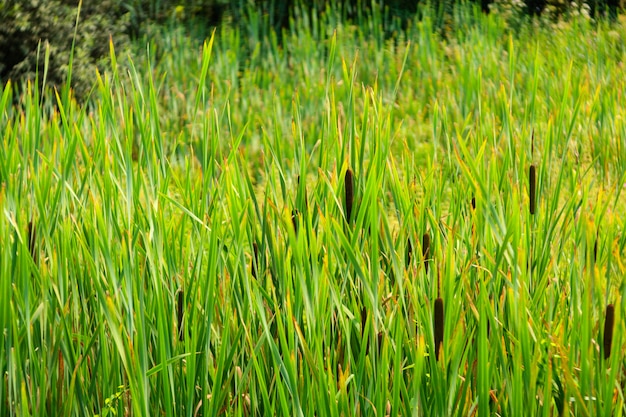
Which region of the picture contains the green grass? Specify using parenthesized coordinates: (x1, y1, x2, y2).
(2, 4, 626, 416)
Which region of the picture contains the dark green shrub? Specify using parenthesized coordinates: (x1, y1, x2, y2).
(119, 0, 229, 36)
(0, 0, 130, 101)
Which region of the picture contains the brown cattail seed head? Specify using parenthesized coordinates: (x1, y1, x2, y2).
(291, 209, 299, 234)
(422, 233, 431, 273)
(529, 165, 537, 215)
(434, 297, 444, 361)
(251, 242, 259, 279)
(27, 220, 37, 264)
(177, 290, 184, 341)
(361, 306, 367, 338)
(603, 304, 615, 360)
(344, 168, 354, 224)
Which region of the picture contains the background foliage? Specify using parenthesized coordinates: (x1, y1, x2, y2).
(0, 0, 130, 100)
(1, 0, 623, 102)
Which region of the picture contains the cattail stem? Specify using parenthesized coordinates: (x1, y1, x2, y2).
(603, 304, 615, 360)
(177, 290, 184, 341)
(345, 168, 354, 224)
(529, 165, 536, 215)
(422, 233, 431, 273)
(434, 297, 444, 361)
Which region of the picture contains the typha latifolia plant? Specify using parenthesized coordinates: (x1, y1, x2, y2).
(529, 165, 537, 215)
(434, 297, 444, 361)
(405, 237, 413, 268)
(291, 208, 299, 233)
(27, 219, 37, 264)
(603, 304, 615, 360)
(251, 241, 259, 278)
(344, 168, 354, 224)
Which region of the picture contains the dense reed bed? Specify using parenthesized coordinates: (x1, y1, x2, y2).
(1, 5, 626, 416)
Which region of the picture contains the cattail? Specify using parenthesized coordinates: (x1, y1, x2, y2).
(603, 304, 615, 360)
(529, 165, 536, 215)
(434, 297, 444, 360)
(405, 238, 413, 268)
(251, 242, 259, 279)
(291, 209, 299, 234)
(177, 290, 185, 341)
(422, 233, 431, 273)
(27, 220, 37, 264)
(344, 168, 354, 224)
(361, 306, 367, 338)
